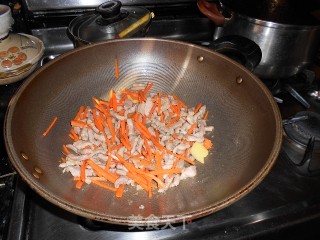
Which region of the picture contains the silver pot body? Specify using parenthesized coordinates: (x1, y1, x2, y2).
(213, 14, 320, 79)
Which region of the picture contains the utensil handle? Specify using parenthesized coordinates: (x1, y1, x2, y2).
(197, 0, 225, 26)
(208, 35, 262, 72)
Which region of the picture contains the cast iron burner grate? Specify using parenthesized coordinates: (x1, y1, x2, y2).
(283, 111, 320, 176)
(284, 111, 320, 146)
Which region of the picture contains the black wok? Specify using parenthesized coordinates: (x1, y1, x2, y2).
(4, 38, 282, 225)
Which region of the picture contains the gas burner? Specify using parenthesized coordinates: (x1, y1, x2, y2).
(283, 111, 320, 176)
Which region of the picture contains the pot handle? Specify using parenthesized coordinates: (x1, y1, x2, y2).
(197, 0, 225, 26)
(209, 35, 262, 72)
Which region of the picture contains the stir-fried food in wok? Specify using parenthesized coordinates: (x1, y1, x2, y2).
(58, 83, 214, 198)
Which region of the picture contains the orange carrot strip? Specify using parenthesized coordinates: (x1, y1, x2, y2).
(134, 117, 152, 138)
(70, 129, 79, 141)
(92, 109, 104, 132)
(138, 90, 147, 102)
(115, 56, 119, 79)
(160, 113, 165, 123)
(142, 135, 152, 158)
(75, 180, 84, 189)
(165, 116, 180, 128)
(42, 116, 58, 137)
(126, 172, 151, 192)
(194, 102, 202, 114)
(149, 168, 183, 175)
(157, 92, 162, 115)
(106, 117, 116, 142)
(94, 104, 110, 117)
(173, 153, 195, 165)
(187, 123, 197, 135)
(81, 106, 90, 120)
(110, 90, 118, 111)
(172, 134, 179, 139)
(138, 171, 165, 189)
(92, 179, 117, 192)
(155, 130, 160, 141)
(203, 138, 214, 149)
(120, 136, 131, 151)
(74, 106, 85, 120)
(170, 104, 178, 114)
(68, 133, 75, 140)
(172, 94, 187, 108)
(105, 155, 112, 171)
(177, 101, 181, 116)
(62, 144, 70, 155)
(80, 160, 87, 182)
(128, 154, 152, 166)
(143, 82, 154, 95)
(115, 153, 154, 188)
(87, 159, 118, 183)
(203, 111, 209, 120)
(149, 100, 158, 117)
(125, 89, 139, 100)
(120, 120, 126, 136)
(103, 132, 111, 151)
(116, 184, 125, 198)
(71, 120, 87, 128)
(93, 97, 101, 106)
(110, 143, 123, 152)
(154, 151, 164, 180)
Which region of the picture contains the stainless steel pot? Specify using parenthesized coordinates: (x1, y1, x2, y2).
(68, 1, 152, 47)
(197, 0, 320, 79)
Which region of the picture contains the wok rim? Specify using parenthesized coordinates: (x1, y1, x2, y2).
(4, 38, 283, 225)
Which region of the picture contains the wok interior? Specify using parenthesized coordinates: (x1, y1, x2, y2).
(5, 39, 281, 223)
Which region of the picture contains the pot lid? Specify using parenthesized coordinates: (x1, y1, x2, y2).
(221, 0, 320, 25)
(0, 33, 44, 79)
(68, 1, 152, 43)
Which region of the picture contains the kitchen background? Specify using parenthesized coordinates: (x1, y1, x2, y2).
(1, 0, 320, 239)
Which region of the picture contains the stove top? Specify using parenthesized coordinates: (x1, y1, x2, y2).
(1, 1, 320, 239)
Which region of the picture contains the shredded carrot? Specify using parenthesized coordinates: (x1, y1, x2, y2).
(187, 123, 197, 135)
(106, 117, 116, 142)
(80, 160, 87, 182)
(143, 82, 154, 95)
(62, 83, 213, 198)
(149, 168, 182, 175)
(94, 103, 110, 117)
(149, 100, 158, 117)
(92, 179, 117, 192)
(70, 129, 79, 141)
(203, 111, 209, 120)
(165, 116, 180, 128)
(87, 159, 118, 183)
(173, 153, 195, 165)
(42, 116, 58, 137)
(116, 184, 125, 198)
(71, 120, 87, 128)
(160, 112, 165, 123)
(75, 180, 84, 189)
(74, 106, 85, 120)
(68, 133, 75, 141)
(203, 138, 214, 149)
(81, 106, 90, 120)
(157, 92, 162, 115)
(172, 94, 187, 108)
(194, 102, 202, 114)
(62, 144, 70, 155)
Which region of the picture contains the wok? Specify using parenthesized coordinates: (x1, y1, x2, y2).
(4, 38, 282, 225)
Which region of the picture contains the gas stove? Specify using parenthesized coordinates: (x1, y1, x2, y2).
(1, 0, 320, 239)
